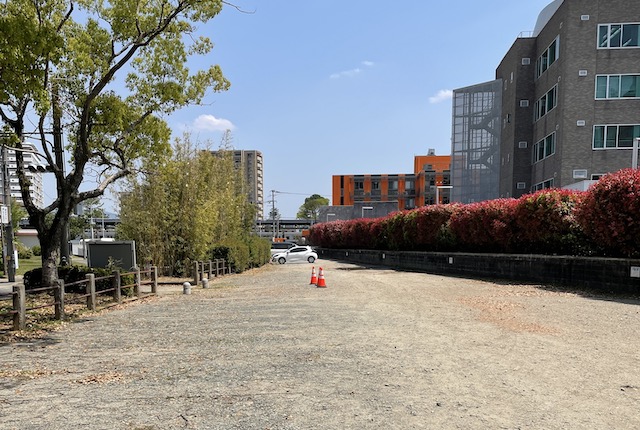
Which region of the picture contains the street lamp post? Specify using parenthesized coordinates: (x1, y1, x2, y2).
(362, 206, 373, 218)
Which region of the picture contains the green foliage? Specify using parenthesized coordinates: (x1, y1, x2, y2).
(297, 194, 330, 221)
(0, 0, 230, 288)
(31, 245, 42, 256)
(16, 242, 32, 259)
(210, 236, 271, 273)
(118, 133, 260, 275)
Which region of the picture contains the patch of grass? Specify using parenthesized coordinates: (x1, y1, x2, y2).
(16, 258, 41, 276)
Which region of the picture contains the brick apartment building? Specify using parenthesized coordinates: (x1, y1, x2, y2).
(329, 151, 451, 219)
(453, 0, 640, 203)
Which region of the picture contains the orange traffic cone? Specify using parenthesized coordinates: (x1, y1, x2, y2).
(309, 266, 317, 285)
(316, 267, 327, 288)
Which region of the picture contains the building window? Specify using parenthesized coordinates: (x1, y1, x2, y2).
(388, 180, 398, 191)
(405, 198, 415, 209)
(534, 85, 558, 121)
(533, 178, 554, 191)
(591, 173, 605, 180)
(371, 181, 380, 190)
(593, 124, 640, 149)
(536, 36, 560, 78)
(533, 132, 556, 163)
(354, 180, 364, 190)
(595, 74, 640, 99)
(405, 180, 414, 190)
(598, 23, 640, 48)
(516, 182, 527, 190)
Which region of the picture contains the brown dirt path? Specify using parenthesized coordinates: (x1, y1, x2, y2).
(1, 260, 639, 429)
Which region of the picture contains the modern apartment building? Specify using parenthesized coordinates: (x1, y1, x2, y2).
(0, 142, 45, 208)
(331, 151, 452, 213)
(227, 150, 264, 218)
(454, 0, 640, 202)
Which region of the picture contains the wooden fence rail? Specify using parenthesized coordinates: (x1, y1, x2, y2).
(1, 266, 158, 331)
(193, 259, 231, 285)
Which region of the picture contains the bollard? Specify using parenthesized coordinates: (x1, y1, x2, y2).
(201, 278, 209, 289)
(183, 282, 192, 295)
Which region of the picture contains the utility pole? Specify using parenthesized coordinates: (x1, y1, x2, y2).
(2, 146, 15, 282)
(270, 190, 277, 239)
(53, 83, 70, 264)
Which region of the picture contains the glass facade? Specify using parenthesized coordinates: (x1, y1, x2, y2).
(451, 80, 502, 203)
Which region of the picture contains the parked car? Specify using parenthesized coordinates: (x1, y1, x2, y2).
(271, 245, 318, 264)
(270, 241, 296, 256)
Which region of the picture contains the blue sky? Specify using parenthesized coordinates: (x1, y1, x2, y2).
(78, 0, 554, 218)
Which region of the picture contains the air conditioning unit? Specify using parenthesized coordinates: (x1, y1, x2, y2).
(573, 169, 588, 179)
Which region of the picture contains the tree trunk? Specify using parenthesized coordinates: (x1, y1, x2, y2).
(39, 229, 61, 288)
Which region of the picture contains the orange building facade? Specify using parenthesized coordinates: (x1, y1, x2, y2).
(332, 153, 451, 211)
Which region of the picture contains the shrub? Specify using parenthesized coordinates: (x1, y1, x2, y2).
(31, 245, 42, 256)
(23, 265, 134, 294)
(15, 242, 32, 259)
(575, 168, 640, 257)
(512, 189, 588, 255)
(380, 211, 411, 251)
(247, 237, 272, 268)
(402, 204, 460, 251)
(449, 198, 518, 252)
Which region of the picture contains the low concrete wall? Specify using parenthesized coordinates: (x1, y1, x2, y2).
(317, 248, 640, 295)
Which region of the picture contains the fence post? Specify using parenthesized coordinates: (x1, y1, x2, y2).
(54, 279, 65, 321)
(208, 260, 213, 279)
(151, 266, 158, 294)
(216, 259, 221, 277)
(112, 270, 122, 303)
(12, 284, 25, 331)
(86, 273, 96, 311)
(193, 261, 200, 285)
(134, 267, 141, 297)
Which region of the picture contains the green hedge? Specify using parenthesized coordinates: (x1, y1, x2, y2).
(24, 265, 135, 294)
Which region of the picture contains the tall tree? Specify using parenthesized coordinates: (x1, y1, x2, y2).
(0, 0, 231, 285)
(297, 194, 329, 221)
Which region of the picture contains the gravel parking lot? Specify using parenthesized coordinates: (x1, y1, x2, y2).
(1, 259, 639, 429)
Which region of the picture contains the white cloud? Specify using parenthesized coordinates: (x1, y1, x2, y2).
(193, 114, 235, 131)
(429, 89, 453, 104)
(330, 68, 362, 79)
(330, 60, 375, 79)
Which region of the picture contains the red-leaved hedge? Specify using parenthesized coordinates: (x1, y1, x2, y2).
(512, 189, 586, 255)
(448, 198, 517, 252)
(309, 169, 640, 257)
(575, 168, 640, 257)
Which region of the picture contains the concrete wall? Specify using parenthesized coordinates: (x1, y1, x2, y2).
(317, 248, 640, 295)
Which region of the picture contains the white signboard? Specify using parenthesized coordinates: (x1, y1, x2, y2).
(0, 205, 7, 225)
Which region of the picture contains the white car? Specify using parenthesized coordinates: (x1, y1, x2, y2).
(271, 246, 318, 264)
(270, 241, 296, 256)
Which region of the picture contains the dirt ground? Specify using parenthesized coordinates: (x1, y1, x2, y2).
(1, 259, 639, 429)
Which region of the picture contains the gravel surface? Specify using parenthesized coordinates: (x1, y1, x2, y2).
(1, 259, 640, 429)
